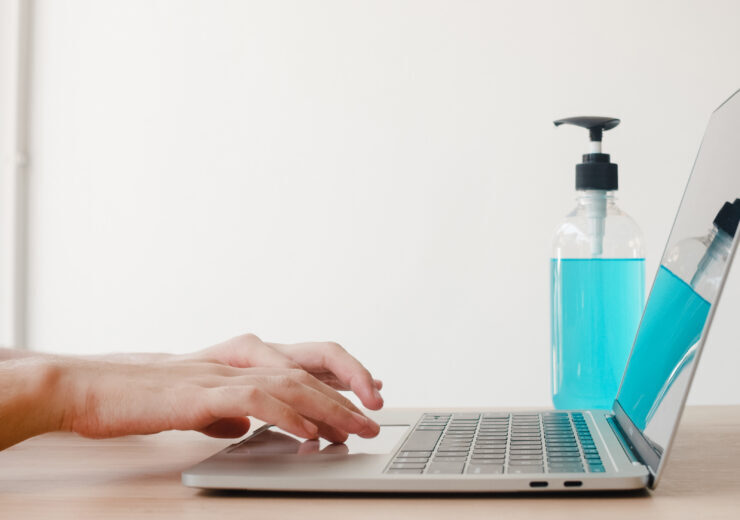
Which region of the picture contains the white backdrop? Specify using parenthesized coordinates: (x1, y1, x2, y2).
(22, 0, 740, 407)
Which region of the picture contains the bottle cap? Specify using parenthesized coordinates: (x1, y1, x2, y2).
(713, 198, 740, 238)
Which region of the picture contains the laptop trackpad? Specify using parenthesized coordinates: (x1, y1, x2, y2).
(228, 425, 410, 456)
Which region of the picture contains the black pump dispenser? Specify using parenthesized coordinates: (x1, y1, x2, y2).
(713, 198, 740, 238)
(554, 116, 620, 191)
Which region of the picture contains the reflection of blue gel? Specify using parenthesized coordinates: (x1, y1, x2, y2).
(618, 266, 711, 429)
(551, 258, 645, 410)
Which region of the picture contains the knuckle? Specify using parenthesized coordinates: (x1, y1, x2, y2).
(276, 374, 297, 388)
(241, 385, 261, 401)
(277, 405, 297, 423)
(290, 368, 310, 381)
(325, 341, 344, 354)
(240, 333, 260, 344)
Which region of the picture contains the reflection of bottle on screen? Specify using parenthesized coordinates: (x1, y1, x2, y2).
(621, 199, 739, 429)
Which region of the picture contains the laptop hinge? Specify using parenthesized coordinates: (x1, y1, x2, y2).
(607, 415, 645, 466)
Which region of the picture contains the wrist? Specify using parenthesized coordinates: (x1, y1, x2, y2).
(0, 357, 66, 449)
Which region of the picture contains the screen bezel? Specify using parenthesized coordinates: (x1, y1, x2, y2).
(611, 88, 740, 488)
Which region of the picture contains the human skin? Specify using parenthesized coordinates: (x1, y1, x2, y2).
(0, 334, 383, 451)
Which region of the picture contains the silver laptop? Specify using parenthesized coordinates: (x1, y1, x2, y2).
(183, 89, 740, 493)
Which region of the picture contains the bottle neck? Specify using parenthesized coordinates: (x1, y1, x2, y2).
(576, 190, 617, 205)
(576, 190, 616, 257)
(690, 227, 733, 299)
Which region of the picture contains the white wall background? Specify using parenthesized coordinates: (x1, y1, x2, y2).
(0, 0, 15, 343)
(17, 0, 740, 407)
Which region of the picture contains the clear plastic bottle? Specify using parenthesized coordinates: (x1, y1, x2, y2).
(551, 117, 645, 410)
(620, 199, 739, 427)
(664, 200, 740, 304)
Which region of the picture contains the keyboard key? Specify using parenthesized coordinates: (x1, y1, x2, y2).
(589, 465, 606, 473)
(390, 463, 426, 470)
(509, 454, 544, 461)
(549, 458, 583, 465)
(401, 431, 442, 452)
(508, 466, 544, 474)
(393, 457, 429, 463)
(399, 451, 432, 458)
(467, 464, 504, 474)
(427, 462, 465, 474)
(453, 413, 481, 420)
(435, 451, 468, 457)
(433, 456, 468, 462)
(386, 468, 424, 474)
(548, 464, 585, 473)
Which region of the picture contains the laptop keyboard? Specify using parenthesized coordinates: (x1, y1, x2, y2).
(385, 412, 605, 475)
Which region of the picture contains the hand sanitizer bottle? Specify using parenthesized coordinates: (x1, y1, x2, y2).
(551, 116, 645, 410)
(620, 198, 739, 428)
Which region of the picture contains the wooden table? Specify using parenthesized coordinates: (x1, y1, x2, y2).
(1, 406, 739, 519)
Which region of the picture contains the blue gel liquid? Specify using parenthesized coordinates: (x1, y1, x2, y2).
(617, 265, 710, 430)
(551, 258, 645, 410)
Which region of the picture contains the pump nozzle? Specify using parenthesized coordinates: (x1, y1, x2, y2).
(691, 198, 740, 293)
(555, 115, 622, 257)
(554, 116, 620, 152)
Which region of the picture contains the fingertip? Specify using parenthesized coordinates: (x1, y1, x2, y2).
(302, 420, 320, 439)
(324, 431, 349, 444)
(364, 387, 384, 410)
(374, 379, 383, 390)
(359, 417, 380, 438)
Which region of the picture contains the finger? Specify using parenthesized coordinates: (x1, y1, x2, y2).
(230, 368, 366, 416)
(269, 342, 383, 410)
(221, 334, 302, 369)
(312, 420, 349, 444)
(211, 368, 380, 438)
(205, 386, 318, 439)
(309, 374, 382, 392)
(259, 375, 379, 438)
(197, 417, 251, 438)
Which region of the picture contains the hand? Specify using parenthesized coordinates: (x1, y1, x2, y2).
(51, 357, 380, 444)
(0, 334, 384, 451)
(180, 334, 384, 411)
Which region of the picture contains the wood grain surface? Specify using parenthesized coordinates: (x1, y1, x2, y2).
(1, 406, 739, 519)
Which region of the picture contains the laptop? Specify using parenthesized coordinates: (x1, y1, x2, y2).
(182, 88, 740, 493)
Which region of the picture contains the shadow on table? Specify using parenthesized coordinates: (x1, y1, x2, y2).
(198, 488, 652, 500)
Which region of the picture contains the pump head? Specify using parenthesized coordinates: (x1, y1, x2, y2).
(554, 116, 622, 257)
(553, 116, 620, 143)
(713, 198, 740, 238)
(554, 115, 620, 192)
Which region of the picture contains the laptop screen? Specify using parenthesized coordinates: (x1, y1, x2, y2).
(614, 89, 740, 478)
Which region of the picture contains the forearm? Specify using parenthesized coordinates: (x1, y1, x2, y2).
(0, 358, 64, 451)
(85, 352, 173, 363)
(0, 347, 172, 364)
(0, 347, 44, 361)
